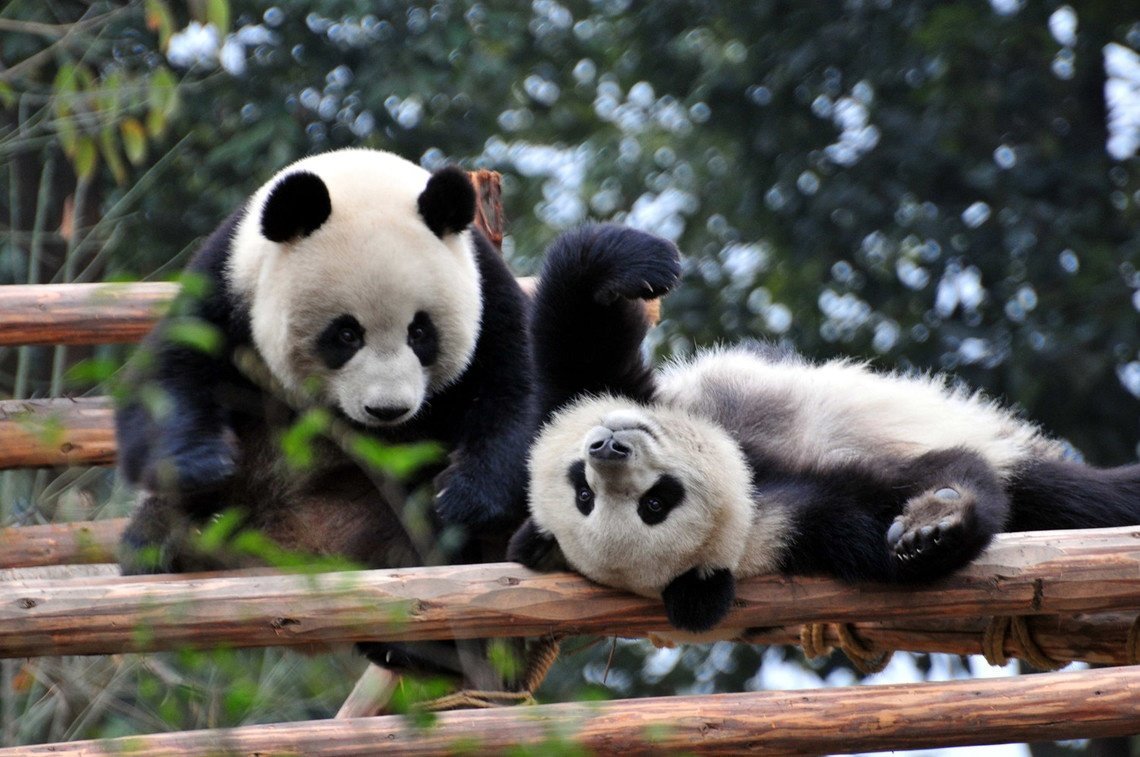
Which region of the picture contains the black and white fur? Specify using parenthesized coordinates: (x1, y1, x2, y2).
(116, 149, 533, 682)
(508, 224, 1140, 635)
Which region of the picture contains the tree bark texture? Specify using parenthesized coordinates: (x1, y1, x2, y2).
(7, 665, 1140, 756)
(2, 527, 1140, 658)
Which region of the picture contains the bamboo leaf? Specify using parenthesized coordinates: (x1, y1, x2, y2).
(206, 0, 231, 35)
(99, 127, 128, 185)
(145, 0, 175, 49)
(74, 137, 98, 180)
(121, 118, 148, 164)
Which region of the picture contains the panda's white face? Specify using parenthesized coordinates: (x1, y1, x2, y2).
(527, 396, 756, 598)
(226, 149, 482, 428)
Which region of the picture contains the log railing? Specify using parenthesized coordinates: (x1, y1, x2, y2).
(8, 665, 1140, 757)
(2, 526, 1140, 663)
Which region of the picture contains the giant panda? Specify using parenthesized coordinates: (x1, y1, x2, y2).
(115, 148, 534, 682)
(508, 224, 1140, 634)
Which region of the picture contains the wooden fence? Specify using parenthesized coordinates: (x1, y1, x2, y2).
(1, 173, 1138, 752)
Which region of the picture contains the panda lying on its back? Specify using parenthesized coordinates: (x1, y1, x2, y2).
(508, 225, 1140, 634)
(117, 148, 534, 566)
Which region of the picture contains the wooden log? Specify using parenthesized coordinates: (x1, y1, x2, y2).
(8, 665, 1140, 756)
(0, 519, 124, 568)
(2, 527, 1140, 659)
(2, 520, 1137, 666)
(0, 397, 115, 470)
(0, 282, 179, 346)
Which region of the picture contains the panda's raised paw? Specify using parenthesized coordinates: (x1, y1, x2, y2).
(889, 485, 979, 580)
(587, 227, 682, 305)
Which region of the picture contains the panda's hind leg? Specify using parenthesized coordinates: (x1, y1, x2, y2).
(888, 447, 1009, 581)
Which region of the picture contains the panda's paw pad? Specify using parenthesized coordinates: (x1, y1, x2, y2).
(889, 486, 977, 571)
(591, 229, 681, 303)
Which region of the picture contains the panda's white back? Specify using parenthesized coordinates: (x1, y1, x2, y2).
(654, 345, 1065, 477)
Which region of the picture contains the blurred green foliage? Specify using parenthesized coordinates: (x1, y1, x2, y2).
(2, 0, 1139, 748)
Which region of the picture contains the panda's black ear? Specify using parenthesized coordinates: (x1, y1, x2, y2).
(507, 517, 568, 571)
(661, 567, 736, 633)
(417, 166, 476, 238)
(261, 171, 332, 242)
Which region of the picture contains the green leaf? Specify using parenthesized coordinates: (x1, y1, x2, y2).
(349, 438, 444, 479)
(74, 137, 98, 180)
(147, 67, 179, 137)
(65, 357, 120, 387)
(165, 318, 223, 355)
(206, 0, 231, 35)
(0, 81, 14, 108)
(99, 127, 128, 185)
(121, 118, 148, 164)
(279, 408, 330, 470)
(145, 0, 175, 49)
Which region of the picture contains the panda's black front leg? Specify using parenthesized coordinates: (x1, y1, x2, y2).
(532, 224, 681, 416)
(434, 410, 533, 533)
(888, 447, 1010, 581)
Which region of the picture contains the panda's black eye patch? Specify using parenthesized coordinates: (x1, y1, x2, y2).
(638, 474, 685, 525)
(567, 460, 593, 516)
(316, 314, 364, 369)
(407, 311, 439, 367)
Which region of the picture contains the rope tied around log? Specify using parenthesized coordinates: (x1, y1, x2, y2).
(799, 623, 893, 674)
(419, 635, 563, 712)
(982, 616, 1068, 671)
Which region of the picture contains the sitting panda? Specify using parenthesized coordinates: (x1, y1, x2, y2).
(508, 224, 1140, 634)
(116, 148, 534, 683)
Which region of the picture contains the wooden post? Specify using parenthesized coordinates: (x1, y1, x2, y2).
(3, 527, 1140, 658)
(8, 665, 1140, 756)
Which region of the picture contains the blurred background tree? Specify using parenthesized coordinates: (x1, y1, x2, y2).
(2, 0, 1138, 751)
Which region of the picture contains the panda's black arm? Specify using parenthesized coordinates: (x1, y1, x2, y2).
(115, 212, 249, 499)
(531, 224, 681, 420)
(430, 233, 538, 531)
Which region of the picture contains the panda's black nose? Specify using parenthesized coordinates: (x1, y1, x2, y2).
(365, 405, 410, 423)
(588, 435, 631, 461)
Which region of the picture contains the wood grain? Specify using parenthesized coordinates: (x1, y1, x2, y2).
(9, 665, 1140, 756)
(2, 527, 1140, 658)
(0, 518, 124, 568)
(0, 282, 179, 346)
(0, 397, 116, 469)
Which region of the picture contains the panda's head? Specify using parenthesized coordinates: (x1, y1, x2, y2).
(227, 149, 483, 428)
(523, 396, 755, 611)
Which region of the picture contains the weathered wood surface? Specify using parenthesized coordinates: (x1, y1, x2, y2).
(0, 282, 180, 346)
(0, 518, 124, 568)
(9, 665, 1140, 756)
(0, 397, 116, 470)
(2, 520, 1138, 665)
(2, 527, 1140, 658)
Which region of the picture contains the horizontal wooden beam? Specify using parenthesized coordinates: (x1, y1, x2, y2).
(9, 665, 1140, 756)
(2, 520, 1137, 666)
(0, 397, 115, 469)
(0, 282, 179, 346)
(2, 527, 1140, 658)
(0, 518, 124, 568)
